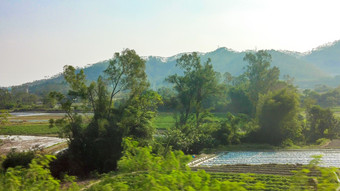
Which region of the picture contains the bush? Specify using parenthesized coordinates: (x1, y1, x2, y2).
(290, 155, 339, 190)
(88, 138, 250, 191)
(0, 155, 79, 191)
(2, 149, 35, 171)
(50, 150, 89, 179)
(316, 138, 330, 146)
(281, 139, 295, 147)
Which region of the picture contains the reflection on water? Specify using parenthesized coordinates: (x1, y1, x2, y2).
(9, 112, 93, 122)
(10, 112, 66, 117)
(10, 112, 92, 117)
(201, 150, 340, 167)
(0, 135, 66, 153)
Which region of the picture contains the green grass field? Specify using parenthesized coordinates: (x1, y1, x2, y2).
(153, 112, 228, 129)
(330, 106, 340, 117)
(153, 112, 176, 129)
(0, 112, 229, 136)
(0, 123, 59, 135)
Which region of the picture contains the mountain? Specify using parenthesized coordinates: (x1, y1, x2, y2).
(13, 40, 340, 94)
(146, 48, 331, 89)
(303, 40, 340, 75)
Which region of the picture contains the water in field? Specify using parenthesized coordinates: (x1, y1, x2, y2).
(201, 150, 340, 167)
(10, 112, 66, 117)
(0, 135, 66, 154)
(9, 112, 92, 122)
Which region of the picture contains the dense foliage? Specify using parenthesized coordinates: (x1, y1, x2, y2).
(0, 110, 10, 125)
(2, 150, 35, 171)
(304, 105, 340, 142)
(146, 50, 340, 154)
(0, 88, 41, 110)
(0, 155, 79, 191)
(252, 89, 302, 145)
(87, 138, 253, 191)
(164, 53, 222, 153)
(50, 49, 161, 177)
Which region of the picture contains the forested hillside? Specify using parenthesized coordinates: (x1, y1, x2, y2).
(7, 40, 340, 94)
(303, 40, 340, 75)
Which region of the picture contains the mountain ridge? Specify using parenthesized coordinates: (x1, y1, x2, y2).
(7, 40, 340, 94)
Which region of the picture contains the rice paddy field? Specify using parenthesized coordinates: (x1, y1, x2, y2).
(0, 112, 64, 135)
(200, 150, 340, 167)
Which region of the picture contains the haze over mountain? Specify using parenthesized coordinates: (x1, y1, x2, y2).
(8, 40, 340, 95)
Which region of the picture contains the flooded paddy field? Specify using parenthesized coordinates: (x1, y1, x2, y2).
(0, 135, 66, 154)
(199, 150, 340, 167)
(0, 112, 93, 136)
(9, 112, 92, 123)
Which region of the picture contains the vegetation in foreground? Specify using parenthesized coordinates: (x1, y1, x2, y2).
(1, 138, 339, 191)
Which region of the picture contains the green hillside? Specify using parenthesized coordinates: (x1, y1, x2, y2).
(303, 40, 340, 75)
(12, 40, 340, 94)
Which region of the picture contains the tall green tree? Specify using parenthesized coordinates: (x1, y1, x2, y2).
(244, 50, 280, 109)
(305, 105, 340, 142)
(50, 49, 160, 176)
(0, 89, 13, 109)
(166, 52, 221, 127)
(213, 113, 253, 145)
(252, 88, 302, 145)
(165, 53, 222, 153)
(228, 87, 253, 115)
(104, 49, 148, 116)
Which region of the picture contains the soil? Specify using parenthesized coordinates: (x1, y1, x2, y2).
(322, 139, 340, 148)
(0, 135, 66, 155)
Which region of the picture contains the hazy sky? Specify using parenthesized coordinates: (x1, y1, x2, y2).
(1, 0, 340, 87)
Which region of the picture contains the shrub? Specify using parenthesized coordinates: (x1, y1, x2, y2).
(290, 155, 339, 190)
(2, 149, 35, 171)
(0, 155, 79, 191)
(88, 138, 256, 191)
(316, 138, 330, 146)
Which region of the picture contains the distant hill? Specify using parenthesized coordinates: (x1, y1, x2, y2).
(303, 40, 340, 75)
(13, 40, 340, 94)
(145, 48, 331, 89)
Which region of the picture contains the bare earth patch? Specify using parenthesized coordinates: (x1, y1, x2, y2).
(322, 139, 340, 148)
(0, 135, 66, 155)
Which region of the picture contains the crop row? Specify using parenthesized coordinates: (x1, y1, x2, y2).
(209, 172, 294, 191)
(93, 171, 297, 191)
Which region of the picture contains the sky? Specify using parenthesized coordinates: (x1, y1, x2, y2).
(1, 0, 340, 87)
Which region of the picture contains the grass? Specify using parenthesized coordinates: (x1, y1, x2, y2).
(330, 106, 340, 112)
(0, 123, 59, 135)
(330, 106, 340, 117)
(153, 112, 176, 130)
(153, 112, 229, 130)
(1, 112, 228, 135)
(1, 112, 178, 136)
